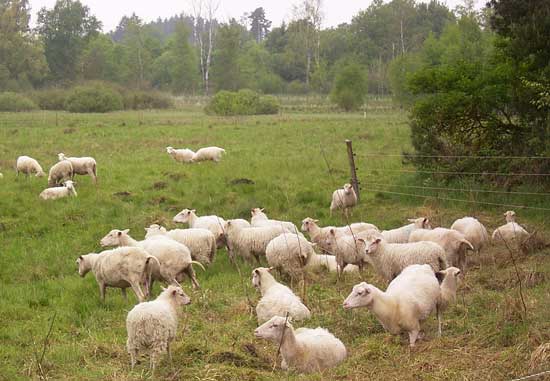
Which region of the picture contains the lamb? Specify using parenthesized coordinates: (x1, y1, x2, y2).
(166, 146, 194, 163)
(451, 217, 489, 255)
(173, 208, 226, 248)
(48, 159, 74, 186)
(225, 221, 286, 263)
(330, 183, 358, 217)
(363, 237, 447, 282)
(58, 153, 97, 183)
(409, 228, 474, 271)
(492, 210, 529, 245)
(380, 217, 432, 243)
(191, 146, 226, 163)
(252, 267, 311, 323)
(435, 266, 462, 336)
(100, 229, 204, 290)
(39, 180, 77, 200)
(255, 316, 347, 374)
(343, 264, 441, 347)
(265, 233, 315, 278)
(76, 246, 159, 302)
(126, 285, 191, 373)
(144, 224, 216, 265)
(16, 156, 46, 178)
(250, 208, 302, 235)
(300, 217, 378, 252)
(305, 253, 360, 273)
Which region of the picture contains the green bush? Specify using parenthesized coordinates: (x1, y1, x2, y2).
(0, 92, 38, 112)
(123, 90, 174, 110)
(287, 80, 309, 95)
(256, 95, 280, 115)
(205, 89, 280, 116)
(330, 62, 368, 111)
(29, 88, 68, 110)
(65, 84, 124, 113)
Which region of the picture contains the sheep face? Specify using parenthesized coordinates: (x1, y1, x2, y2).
(251, 267, 272, 289)
(343, 183, 353, 194)
(144, 224, 167, 237)
(100, 229, 129, 247)
(57, 153, 66, 161)
(164, 285, 191, 306)
(254, 316, 289, 342)
(504, 211, 516, 222)
(166, 147, 174, 154)
(76, 255, 93, 277)
(300, 217, 318, 232)
(173, 209, 195, 223)
(436, 266, 463, 285)
(343, 282, 373, 309)
(365, 238, 382, 255)
(408, 217, 432, 229)
(250, 207, 265, 217)
(64, 180, 77, 196)
(36, 171, 46, 177)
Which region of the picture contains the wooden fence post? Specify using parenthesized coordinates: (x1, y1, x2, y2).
(345, 139, 360, 202)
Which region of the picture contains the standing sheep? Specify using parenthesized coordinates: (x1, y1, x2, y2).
(451, 217, 489, 255)
(225, 221, 286, 263)
(265, 233, 315, 279)
(58, 153, 97, 183)
(166, 146, 195, 163)
(330, 183, 357, 217)
(39, 180, 77, 200)
(192, 146, 226, 163)
(380, 217, 432, 243)
(48, 160, 74, 187)
(492, 211, 529, 245)
(173, 209, 226, 248)
(126, 285, 191, 373)
(435, 266, 462, 336)
(250, 208, 302, 235)
(16, 156, 46, 178)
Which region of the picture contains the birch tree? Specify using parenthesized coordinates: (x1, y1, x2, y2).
(291, 0, 323, 86)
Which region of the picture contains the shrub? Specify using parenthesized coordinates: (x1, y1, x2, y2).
(205, 89, 280, 116)
(287, 80, 309, 95)
(123, 90, 174, 110)
(330, 62, 368, 111)
(0, 92, 38, 112)
(29, 88, 68, 110)
(65, 84, 124, 113)
(257, 95, 280, 115)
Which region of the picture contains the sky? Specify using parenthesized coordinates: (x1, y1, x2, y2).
(28, 0, 485, 32)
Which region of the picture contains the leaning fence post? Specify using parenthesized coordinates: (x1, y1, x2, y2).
(345, 139, 360, 202)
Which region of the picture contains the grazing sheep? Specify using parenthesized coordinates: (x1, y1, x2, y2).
(363, 237, 447, 282)
(435, 267, 462, 336)
(166, 146, 194, 163)
(48, 160, 74, 187)
(100, 229, 204, 290)
(255, 316, 347, 374)
(330, 183, 357, 217)
(492, 211, 530, 245)
(409, 228, 474, 271)
(343, 264, 441, 347)
(173, 209, 226, 248)
(305, 253, 360, 273)
(380, 217, 432, 243)
(145, 224, 216, 266)
(126, 285, 191, 373)
(58, 153, 97, 183)
(265, 233, 315, 278)
(252, 267, 311, 323)
(191, 146, 226, 163)
(16, 156, 46, 178)
(39, 180, 77, 200)
(76, 247, 158, 302)
(325, 230, 370, 274)
(225, 221, 286, 263)
(451, 217, 489, 255)
(250, 208, 302, 235)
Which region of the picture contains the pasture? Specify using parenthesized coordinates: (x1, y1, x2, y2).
(0, 106, 549, 380)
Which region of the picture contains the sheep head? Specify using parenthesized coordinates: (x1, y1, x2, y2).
(76, 254, 95, 277)
(408, 217, 432, 229)
(251, 267, 273, 289)
(173, 208, 195, 223)
(343, 282, 374, 309)
(504, 210, 516, 222)
(161, 285, 191, 306)
(254, 316, 292, 342)
(300, 217, 319, 232)
(100, 229, 130, 247)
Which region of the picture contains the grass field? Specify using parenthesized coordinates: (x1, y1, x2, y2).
(0, 107, 549, 380)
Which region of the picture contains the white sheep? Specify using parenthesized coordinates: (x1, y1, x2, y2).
(492, 210, 529, 245)
(250, 208, 302, 235)
(343, 264, 441, 347)
(77, 246, 158, 302)
(252, 267, 311, 323)
(39, 180, 77, 200)
(265, 233, 315, 278)
(225, 221, 286, 263)
(16, 155, 46, 178)
(166, 146, 194, 163)
(48, 160, 74, 186)
(58, 153, 97, 183)
(380, 217, 432, 243)
(324, 230, 370, 274)
(191, 146, 226, 163)
(145, 224, 216, 266)
(435, 266, 462, 336)
(363, 237, 447, 282)
(451, 217, 489, 255)
(100, 229, 204, 290)
(409, 228, 474, 271)
(330, 183, 358, 217)
(173, 208, 226, 248)
(305, 253, 359, 273)
(254, 316, 347, 374)
(126, 285, 191, 373)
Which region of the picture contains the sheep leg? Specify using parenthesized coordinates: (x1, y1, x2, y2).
(99, 282, 106, 302)
(130, 283, 146, 303)
(129, 348, 138, 370)
(437, 305, 442, 337)
(185, 266, 200, 290)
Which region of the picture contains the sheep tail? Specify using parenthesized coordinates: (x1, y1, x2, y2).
(92, 162, 97, 177)
(191, 260, 206, 272)
(144, 256, 160, 296)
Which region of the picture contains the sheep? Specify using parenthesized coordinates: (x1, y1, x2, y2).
(16, 156, 46, 178)
(380, 217, 432, 243)
(363, 237, 447, 282)
(100, 229, 204, 290)
(166, 146, 194, 163)
(48, 160, 74, 187)
(254, 316, 347, 374)
(76, 246, 159, 302)
(145, 224, 216, 266)
(343, 264, 441, 347)
(305, 253, 360, 273)
(492, 210, 529, 245)
(58, 153, 97, 183)
(451, 217, 489, 255)
(0, 172, 3, 178)
(173, 208, 226, 248)
(39, 180, 77, 200)
(265, 233, 315, 278)
(409, 228, 474, 271)
(330, 183, 358, 217)
(126, 285, 191, 373)
(250, 208, 302, 235)
(225, 221, 286, 263)
(191, 146, 226, 163)
(435, 266, 462, 336)
(253, 267, 311, 323)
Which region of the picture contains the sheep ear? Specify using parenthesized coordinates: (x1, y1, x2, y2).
(267, 267, 274, 272)
(407, 218, 415, 222)
(261, 208, 265, 212)
(375, 238, 381, 244)
(356, 238, 365, 244)
(78, 255, 83, 260)
(313, 219, 319, 223)
(329, 228, 335, 235)
(191, 209, 196, 213)
(123, 229, 130, 234)
(161, 286, 166, 291)
(172, 289, 177, 296)
(435, 271, 446, 284)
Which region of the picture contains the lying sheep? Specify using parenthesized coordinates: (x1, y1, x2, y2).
(77, 246, 158, 302)
(39, 180, 77, 200)
(409, 228, 474, 271)
(48, 160, 74, 187)
(16, 156, 46, 178)
(343, 264, 441, 347)
(305, 253, 359, 273)
(381, 217, 432, 243)
(126, 285, 191, 373)
(173, 209, 226, 248)
(266, 233, 315, 279)
(492, 210, 529, 245)
(325, 230, 370, 274)
(192, 146, 226, 163)
(166, 146, 194, 163)
(451, 217, 489, 255)
(255, 316, 347, 374)
(100, 229, 204, 290)
(58, 153, 97, 183)
(253, 267, 311, 323)
(251, 208, 302, 235)
(145, 224, 216, 266)
(435, 267, 462, 336)
(330, 183, 358, 217)
(363, 237, 447, 282)
(300, 217, 378, 252)
(225, 221, 286, 263)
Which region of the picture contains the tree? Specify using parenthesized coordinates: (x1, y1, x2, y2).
(248, 7, 271, 43)
(190, 0, 219, 95)
(291, 0, 323, 86)
(330, 62, 368, 111)
(79, 34, 120, 82)
(211, 20, 244, 91)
